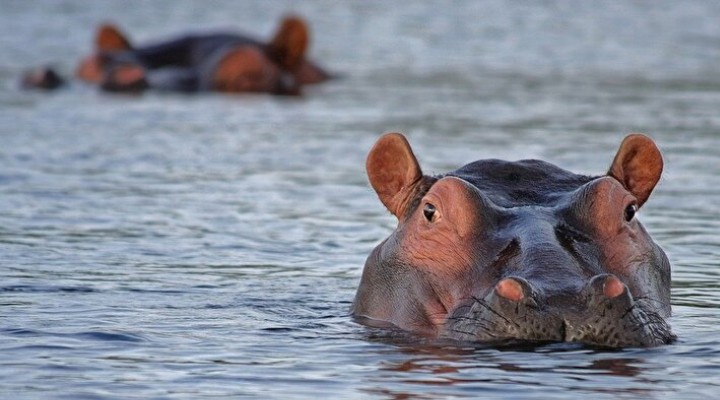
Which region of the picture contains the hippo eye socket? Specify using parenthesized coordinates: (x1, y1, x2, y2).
(423, 203, 437, 222)
(624, 203, 638, 222)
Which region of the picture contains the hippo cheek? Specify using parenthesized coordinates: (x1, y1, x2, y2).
(576, 177, 662, 300)
(396, 177, 494, 298)
(76, 54, 104, 83)
(371, 177, 497, 329)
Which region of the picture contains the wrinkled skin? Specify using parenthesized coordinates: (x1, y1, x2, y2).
(353, 132, 674, 348)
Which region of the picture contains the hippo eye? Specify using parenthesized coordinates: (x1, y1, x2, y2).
(624, 203, 638, 222)
(423, 203, 437, 222)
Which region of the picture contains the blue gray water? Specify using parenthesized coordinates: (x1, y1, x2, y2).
(2, 1, 720, 398)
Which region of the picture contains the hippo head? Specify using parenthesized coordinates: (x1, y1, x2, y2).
(353, 133, 674, 347)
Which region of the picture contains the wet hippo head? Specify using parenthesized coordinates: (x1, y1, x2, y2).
(353, 133, 674, 348)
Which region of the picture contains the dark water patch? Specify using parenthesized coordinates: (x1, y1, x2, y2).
(262, 327, 296, 333)
(2, 328, 146, 343)
(1, 284, 97, 293)
(5, 344, 76, 352)
(2, 328, 43, 336)
(120, 287, 188, 295)
(202, 303, 231, 309)
(73, 331, 146, 343)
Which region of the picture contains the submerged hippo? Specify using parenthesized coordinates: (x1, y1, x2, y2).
(23, 15, 330, 95)
(353, 133, 674, 348)
(75, 15, 330, 95)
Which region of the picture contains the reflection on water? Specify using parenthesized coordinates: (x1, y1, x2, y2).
(359, 332, 657, 397)
(2, 0, 720, 399)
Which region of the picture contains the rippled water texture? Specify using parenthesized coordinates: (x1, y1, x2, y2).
(2, 1, 720, 398)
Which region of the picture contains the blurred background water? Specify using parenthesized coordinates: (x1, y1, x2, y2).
(2, 0, 720, 398)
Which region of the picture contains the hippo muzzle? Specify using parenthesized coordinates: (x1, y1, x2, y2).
(443, 273, 673, 347)
(353, 132, 674, 348)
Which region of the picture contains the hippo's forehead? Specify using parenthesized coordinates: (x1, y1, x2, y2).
(447, 159, 597, 208)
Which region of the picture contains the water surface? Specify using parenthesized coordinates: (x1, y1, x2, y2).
(2, 1, 720, 398)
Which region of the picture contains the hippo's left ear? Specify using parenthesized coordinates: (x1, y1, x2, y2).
(267, 16, 309, 71)
(367, 133, 424, 218)
(96, 23, 132, 52)
(607, 133, 663, 207)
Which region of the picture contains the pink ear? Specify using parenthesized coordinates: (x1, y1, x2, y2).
(607, 133, 663, 207)
(267, 15, 309, 71)
(366, 133, 423, 218)
(96, 23, 132, 51)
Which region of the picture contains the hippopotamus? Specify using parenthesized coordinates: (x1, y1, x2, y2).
(23, 15, 330, 95)
(353, 132, 675, 348)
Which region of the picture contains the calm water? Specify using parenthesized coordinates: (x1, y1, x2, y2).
(2, 1, 720, 398)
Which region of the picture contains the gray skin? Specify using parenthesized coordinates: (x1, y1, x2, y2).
(353, 132, 674, 348)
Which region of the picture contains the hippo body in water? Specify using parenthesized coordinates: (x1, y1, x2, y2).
(76, 16, 331, 95)
(353, 133, 674, 348)
(23, 16, 330, 95)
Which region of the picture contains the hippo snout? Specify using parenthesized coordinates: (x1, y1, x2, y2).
(442, 274, 674, 347)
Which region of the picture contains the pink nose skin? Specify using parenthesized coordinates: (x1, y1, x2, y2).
(603, 275, 626, 299)
(495, 278, 525, 302)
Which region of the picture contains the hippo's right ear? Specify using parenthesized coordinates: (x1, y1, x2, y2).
(366, 133, 424, 218)
(96, 23, 132, 52)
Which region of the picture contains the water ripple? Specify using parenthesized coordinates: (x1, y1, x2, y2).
(2, 328, 147, 343)
(1, 284, 97, 293)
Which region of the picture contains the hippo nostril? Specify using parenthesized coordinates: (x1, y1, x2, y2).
(602, 275, 626, 299)
(495, 278, 524, 302)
